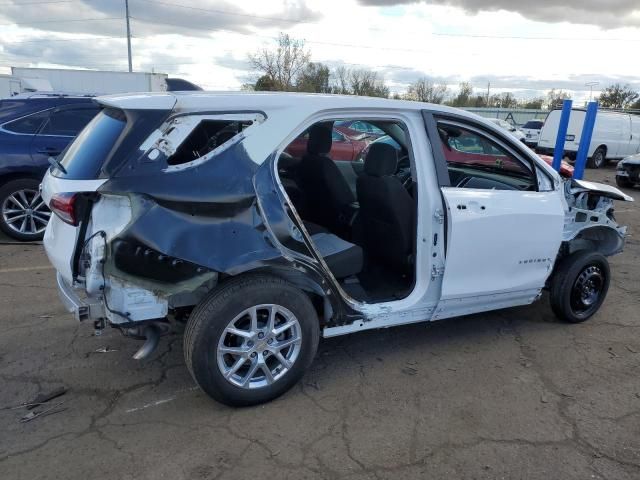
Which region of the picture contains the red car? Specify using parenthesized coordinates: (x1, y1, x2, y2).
(538, 154, 574, 178)
(285, 128, 369, 161)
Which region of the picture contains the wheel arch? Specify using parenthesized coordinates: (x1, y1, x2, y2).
(563, 225, 624, 257)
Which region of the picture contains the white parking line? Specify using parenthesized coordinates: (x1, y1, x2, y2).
(0, 265, 55, 274)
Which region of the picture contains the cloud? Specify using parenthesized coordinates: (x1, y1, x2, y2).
(357, 0, 640, 28)
(0, 0, 322, 37)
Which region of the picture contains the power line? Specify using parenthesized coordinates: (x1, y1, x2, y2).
(135, 0, 314, 25)
(0, 16, 123, 27)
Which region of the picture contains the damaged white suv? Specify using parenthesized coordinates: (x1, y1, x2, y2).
(42, 92, 633, 406)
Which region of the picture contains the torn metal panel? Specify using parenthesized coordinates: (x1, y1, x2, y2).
(562, 180, 630, 256)
(569, 179, 634, 202)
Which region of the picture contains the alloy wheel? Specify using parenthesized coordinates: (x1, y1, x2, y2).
(216, 304, 302, 389)
(1, 188, 51, 236)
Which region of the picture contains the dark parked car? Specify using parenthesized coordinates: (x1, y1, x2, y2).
(0, 93, 98, 240)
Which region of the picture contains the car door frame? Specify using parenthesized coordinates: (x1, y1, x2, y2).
(421, 109, 565, 320)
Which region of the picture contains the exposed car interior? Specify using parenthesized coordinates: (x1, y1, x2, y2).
(277, 119, 417, 303)
(167, 120, 252, 165)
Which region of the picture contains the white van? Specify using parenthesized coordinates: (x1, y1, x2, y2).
(537, 109, 640, 168)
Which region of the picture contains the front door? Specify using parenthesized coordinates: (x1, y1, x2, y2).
(428, 116, 564, 300)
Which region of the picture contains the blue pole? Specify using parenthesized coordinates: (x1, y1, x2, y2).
(573, 101, 598, 180)
(552, 99, 573, 171)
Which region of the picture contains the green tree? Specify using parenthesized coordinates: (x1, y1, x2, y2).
(297, 62, 331, 93)
(520, 97, 545, 109)
(253, 75, 277, 91)
(450, 82, 474, 107)
(598, 83, 639, 109)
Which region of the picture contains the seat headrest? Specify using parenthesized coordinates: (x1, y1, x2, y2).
(364, 143, 398, 177)
(307, 123, 333, 155)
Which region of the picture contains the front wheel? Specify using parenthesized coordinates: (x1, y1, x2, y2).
(184, 275, 319, 406)
(550, 250, 610, 323)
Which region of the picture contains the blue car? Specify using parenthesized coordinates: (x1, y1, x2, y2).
(0, 93, 98, 240)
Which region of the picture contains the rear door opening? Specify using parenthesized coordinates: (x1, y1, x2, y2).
(277, 118, 419, 303)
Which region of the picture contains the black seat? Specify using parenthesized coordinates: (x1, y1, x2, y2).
(311, 233, 363, 279)
(356, 143, 413, 273)
(298, 123, 356, 234)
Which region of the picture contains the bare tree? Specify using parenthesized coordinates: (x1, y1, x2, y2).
(249, 33, 310, 91)
(405, 77, 448, 103)
(331, 67, 389, 98)
(546, 89, 571, 110)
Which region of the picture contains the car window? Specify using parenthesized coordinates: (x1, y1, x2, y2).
(53, 108, 127, 179)
(332, 130, 344, 141)
(3, 110, 50, 134)
(437, 121, 536, 190)
(40, 107, 99, 136)
(523, 121, 543, 129)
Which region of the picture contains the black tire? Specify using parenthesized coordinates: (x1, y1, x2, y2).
(0, 178, 49, 241)
(587, 147, 606, 169)
(184, 274, 319, 406)
(550, 250, 610, 323)
(615, 176, 634, 189)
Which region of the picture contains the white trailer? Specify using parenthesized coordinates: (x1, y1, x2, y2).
(10, 67, 168, 96)
(537, 109, 640, 168)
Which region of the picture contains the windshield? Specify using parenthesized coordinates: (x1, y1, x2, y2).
(52, 108, 126, 179)
(523, 121, 543, 129)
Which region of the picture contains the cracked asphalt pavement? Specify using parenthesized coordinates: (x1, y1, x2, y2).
(1, 166, 639, 480)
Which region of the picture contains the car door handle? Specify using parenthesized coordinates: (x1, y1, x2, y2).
(37, 147, 61, 155)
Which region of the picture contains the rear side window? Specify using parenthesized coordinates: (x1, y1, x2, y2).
(167, 120, 252, 166)
(3, 110, 50, 134)
(53, 108, 126, 179)
(40, 107, 99, 136)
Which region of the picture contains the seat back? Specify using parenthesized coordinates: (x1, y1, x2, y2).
(356, 143, 413, 272)
(298, 123, 355, 232)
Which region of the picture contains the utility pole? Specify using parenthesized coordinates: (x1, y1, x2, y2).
(125, 0, 133, 72)
(486, 81, 490, 106)
(585, 81, 599, 103)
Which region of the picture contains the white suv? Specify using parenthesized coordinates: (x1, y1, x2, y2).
(42, 92, 632, 406)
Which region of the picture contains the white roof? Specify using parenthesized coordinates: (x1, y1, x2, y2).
(95, 90, 476, 119)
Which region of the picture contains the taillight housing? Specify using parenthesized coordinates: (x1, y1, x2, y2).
(50, 192, 78, 225)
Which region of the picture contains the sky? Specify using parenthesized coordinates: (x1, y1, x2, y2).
(1, 0, 639, 103)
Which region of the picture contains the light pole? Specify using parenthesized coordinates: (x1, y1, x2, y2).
(125, 0, 133, 72)
(585, 81, 599, 103)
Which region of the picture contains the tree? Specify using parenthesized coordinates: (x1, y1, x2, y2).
(405, 77, 448, 104)
(546, 89, 571, 110)
(248, 33, 310, 91)
(520, 98, 545, 109)
(450, 82, 474, 107)
(330, 67, 390, 98)
(598, 83, 639, 109)
(253, 75, 277, 91)
(297, 62, 331, 93)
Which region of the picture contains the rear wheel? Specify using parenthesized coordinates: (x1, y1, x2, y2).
(0, 178, 51, 241)
(550, 250, 610, 323)
(184, 274, 319, 406)
(587, 147, 606, 169)
(615, 176, 634, 188)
